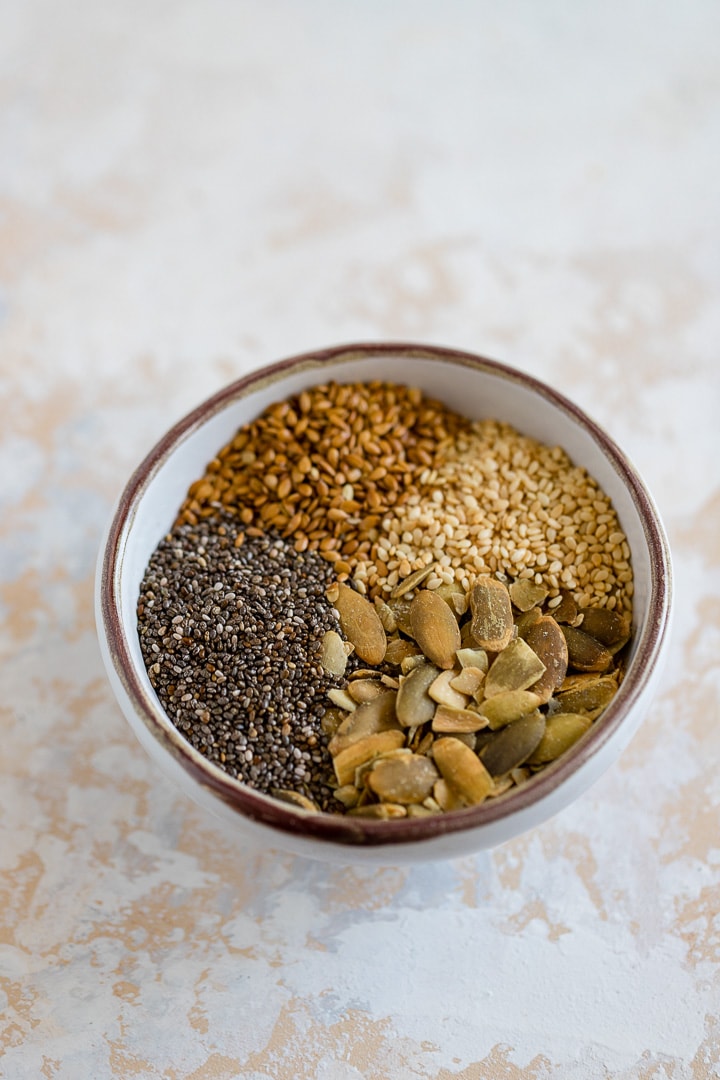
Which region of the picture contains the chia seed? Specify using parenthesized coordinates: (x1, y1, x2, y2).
(137, 511, 352, 811)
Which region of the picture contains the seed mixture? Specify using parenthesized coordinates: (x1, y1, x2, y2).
(140, 379, 635, 818)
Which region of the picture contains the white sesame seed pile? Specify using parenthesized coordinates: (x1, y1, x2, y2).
(353, 419, 633, 614)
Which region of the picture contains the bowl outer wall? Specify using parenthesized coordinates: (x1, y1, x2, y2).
(96, 343, 673, 862)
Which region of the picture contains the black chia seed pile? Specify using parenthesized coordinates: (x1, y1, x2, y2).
(137, 511, 352, 811)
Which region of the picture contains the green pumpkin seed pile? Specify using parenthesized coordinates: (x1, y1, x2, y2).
(291, 570, 631, 818)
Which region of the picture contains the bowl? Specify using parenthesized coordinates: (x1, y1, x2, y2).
(95, 342, 673, 864)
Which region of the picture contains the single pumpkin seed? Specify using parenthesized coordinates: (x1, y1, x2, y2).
(434, 581, 469, 616)
(347, 802, 407, 819)
(374, 598, 397, 633)
(446, 731, 477, 749)
(489, 775, 515, 797)
(319, 630, 348, 676)
(509, 579, 548, 612)
(456, 647, 489, 672)
(396, 662, 441, 727)
(469, 575, 514, 651)
(271, 789, 319, 812)
(561, 625, 613, 673)
(354, 747, 411, 790)
(332, 730, 406, 786)
(348, 679, 384, 703)
(554, 674, 618, 714)
(386, 596, 415, 637)
(367, 754, 439, 804)
(348, 667, 383, 680)
(477, 689, 542, 730)
(433, 778, 467, 812)
(526, 712, 592, 765)
(385, 636, 423, 666)
(400, 653, 427, 674)
(333, 784, 361, 809)
(327, 688, 357, 712)
(515, 606, 543, 639)
(547, 589, 578, 624)
(577, 607, 631, 651)
(406, 804, 439, 818)
(415, 731, 434, 756)
(409, 589, 462, 669)
(334, 583, 387, 665)
(525, 615, 569, 703)
(479, 711, 546, 776)
(432, 737, 494, 806)
(484, 638, 547, 697)
(450, 666, 485, 696)
(329, 691, 400, 754)
(428, 669, 469, 709)
(320, 707, 346, 736)
(391, 563, 435, 597)
(432, 703, 489, 733)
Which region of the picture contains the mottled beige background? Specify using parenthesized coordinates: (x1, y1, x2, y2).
(2, 2, 720, 1077)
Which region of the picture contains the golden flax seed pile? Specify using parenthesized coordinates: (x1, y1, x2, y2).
(179, 381, 632, 615)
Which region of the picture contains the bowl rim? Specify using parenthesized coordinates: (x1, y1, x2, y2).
(99, 341, 673, 847)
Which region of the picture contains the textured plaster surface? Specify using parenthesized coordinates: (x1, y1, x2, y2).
(2, 2, 720, 1077)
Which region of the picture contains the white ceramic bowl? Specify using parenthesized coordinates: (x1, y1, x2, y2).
(96, 343, 672, 864)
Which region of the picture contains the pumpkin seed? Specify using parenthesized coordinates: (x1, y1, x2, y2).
(347, 802, 407, 819)
(327, 688, 357, 712)
(428, 669, 469, 709)
(415, 731, 434, 756)
(479, 711, 546, 776)
(391, 563, 436, 597)
(509, 579, 548, 612)
(406, 804, 438, 818)
(561, 625, 613, 673)
(271, 789, 319, 812)
(396, 662, 441, 727)
(374, 598, 397, 633)
(320, 630, 348, 676)
(434, 581, 469, 616)
(353, 747, 411, 790)
(400, 653, 427, 674)
(554, 674, 618, 714)
(320, 707, 346, 737)
(385, 636, 423, 666)
(348, 678, 384, 703)
(432, 737, 493, 805)
(333, 583, 387, 665)
(477, 689, 542, 730)
(433, 778, 467, 812)
(484, 638, 547, 697)
(577, 607, 631, 652)
(526, 712, 592, 765)
(469, 575, 514, 651)
(489, 775, 514, 797)
(546, 589, 578, 624)
(524, 615, 569, 703)
(332, 730, 406, 786)
(329, 691, 400, 754)
(446, 731, 477, 749)
(409, 589, 462, 669)
(432, 704, 489, 733)
(386, 595, 415, 636)
(333, 784, 361, 809)
(450, 666, 485, 696)
(456, 647, 489, 672)
(515, 606, 543, 639)
(367, 753, 439, 804)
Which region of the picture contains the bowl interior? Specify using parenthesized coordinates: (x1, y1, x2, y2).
(103, 347, 669, 854)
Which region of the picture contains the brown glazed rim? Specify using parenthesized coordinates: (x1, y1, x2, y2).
(100, 342, 673, 847)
